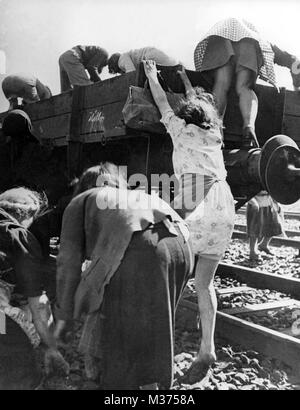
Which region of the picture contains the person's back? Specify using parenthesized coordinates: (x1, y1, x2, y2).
(58, 186, 184, 282)
(56, 177, 192, 389)
(2, 73, 51, 109)
(109, 47, 178, 74)
(2, 73, 36, 94)
(59, 45, 108, 91)
(126, 47, 158, 66)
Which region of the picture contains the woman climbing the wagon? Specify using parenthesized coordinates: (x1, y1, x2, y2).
(143, 60, 235, 379)
(194, 17, 300, 148)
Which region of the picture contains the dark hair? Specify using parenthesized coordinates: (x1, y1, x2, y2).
(2, 109, 34, 138)
(176, 87, 222, 130)
(98, 50, 109, 69)
(73, 162, 128, 197)
(108, 53, 121, 74)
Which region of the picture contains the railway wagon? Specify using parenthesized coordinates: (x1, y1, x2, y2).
(0, 66, 300, 206)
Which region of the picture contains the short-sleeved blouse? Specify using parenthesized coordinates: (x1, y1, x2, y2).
(160, 109, 235, 258)
(160, 109, 227, 181)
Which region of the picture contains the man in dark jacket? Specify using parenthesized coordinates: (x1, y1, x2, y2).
(59, 45, 109, 92)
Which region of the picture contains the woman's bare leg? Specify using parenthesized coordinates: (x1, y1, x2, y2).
(194, 256, 220, 363)
(236, 68, 259, 147)
(213, 62, 234, 119)
(258, 237, 273, 254)
(249, 235, 260, 260)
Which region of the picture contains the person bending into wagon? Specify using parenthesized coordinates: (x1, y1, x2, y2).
(143, 60, 235, 379)
(108, 46, 178, 74)
(1, 73, 52, 110)
(59, 45, 109, 92)
(194, 17, 300, 148)
(54, 162, 193, 390)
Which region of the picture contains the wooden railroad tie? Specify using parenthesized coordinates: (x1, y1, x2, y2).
(178, 262, 300, 373)
(232, 230, 300, 250)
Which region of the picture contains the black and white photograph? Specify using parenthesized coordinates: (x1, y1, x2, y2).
(1, 0, 300, 394)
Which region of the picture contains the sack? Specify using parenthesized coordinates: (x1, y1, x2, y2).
(122, 85, 183, 134)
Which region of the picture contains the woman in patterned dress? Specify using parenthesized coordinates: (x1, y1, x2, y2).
(143, 60, 235, 376)
(194, 17, 300, 148)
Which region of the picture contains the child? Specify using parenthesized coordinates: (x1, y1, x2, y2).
(247, 191, 285, 261)
(143, 60, 235, 378)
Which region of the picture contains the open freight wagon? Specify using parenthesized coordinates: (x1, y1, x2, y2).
(0, 66, 300, 205)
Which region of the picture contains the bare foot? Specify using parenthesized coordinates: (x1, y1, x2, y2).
(258, 246, 274, 255)
(249, 252, 262, 262)
(186, 354, 216, 384)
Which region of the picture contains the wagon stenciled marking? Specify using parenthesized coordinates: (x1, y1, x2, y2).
(87, 109, 105, 134)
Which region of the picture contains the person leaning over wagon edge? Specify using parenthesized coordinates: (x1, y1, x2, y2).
(0, 187, 69, 390)
(194, 17, 300, 148)
(59, 45, 109, 92)
(108, 46, 178, 74)
(1, 73, 52, 110)
(54, 162, 193, 390)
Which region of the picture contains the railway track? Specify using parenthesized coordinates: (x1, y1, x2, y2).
(178, 262, 300, 374)
(237, 208, 300, 221)
(232, 230, 300, 255)
(235, 224, 300, 238)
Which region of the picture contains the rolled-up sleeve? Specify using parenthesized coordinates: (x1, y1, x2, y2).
(160, 108, 186, 141)
(55, 195, 86, 320)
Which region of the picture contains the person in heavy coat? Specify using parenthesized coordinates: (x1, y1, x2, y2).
(54, 162, 193, 390)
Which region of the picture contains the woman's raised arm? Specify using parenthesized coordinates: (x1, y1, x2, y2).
(177, 67, 196, 99)
(143, 60, 172, 115)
